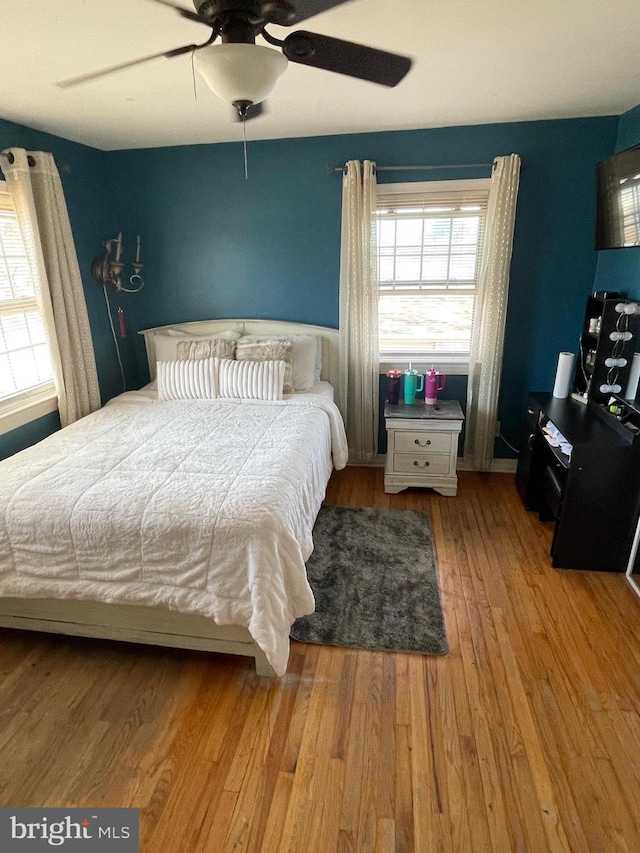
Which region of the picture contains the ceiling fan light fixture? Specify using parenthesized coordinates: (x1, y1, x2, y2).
(194, 43, 288, 107)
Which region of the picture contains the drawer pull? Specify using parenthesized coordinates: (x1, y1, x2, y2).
(413, 460, 430, 467)
(414, 438, 431, 446)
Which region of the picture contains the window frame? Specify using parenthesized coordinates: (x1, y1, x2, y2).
(0, 181, 57, 437)
(376, 178, 491, 374)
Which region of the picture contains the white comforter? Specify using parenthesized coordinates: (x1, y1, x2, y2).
(0, 390, 348, 676)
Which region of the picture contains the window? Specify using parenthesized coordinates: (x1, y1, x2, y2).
(0, 183, 56, 435)
(376, 179, 490, 371)
(620, 177, 640, 247)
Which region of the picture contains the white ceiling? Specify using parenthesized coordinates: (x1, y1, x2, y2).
(1, 0, 639, 151)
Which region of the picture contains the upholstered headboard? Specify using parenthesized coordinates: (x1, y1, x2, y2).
(139, 319, 341, 403)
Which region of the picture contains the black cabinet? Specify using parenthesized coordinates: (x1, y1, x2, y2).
(516, 392, 640, 572)
(573, 295, 640, 403)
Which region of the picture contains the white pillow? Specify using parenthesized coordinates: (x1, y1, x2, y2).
(314, 337, 323, 383)
(164, 320, 244, 338)
(165, 327, 241, 338)
(239, 333, 317, 391)
(157, 357, 216, 401)
(155, 329, 240, 363)
(217, 358, 285, 401)
(290, 334, 319, 390)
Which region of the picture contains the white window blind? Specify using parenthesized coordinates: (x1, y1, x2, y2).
(0, 187, 54, 402)
(376, 180, 489, 361)
(621, 179, 640, 246)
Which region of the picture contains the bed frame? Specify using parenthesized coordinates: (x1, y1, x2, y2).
(0, 320, 341, 677)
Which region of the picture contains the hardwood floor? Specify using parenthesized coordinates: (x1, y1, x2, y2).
(1, 467, 639, 851)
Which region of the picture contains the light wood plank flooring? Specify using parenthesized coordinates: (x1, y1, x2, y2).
(1, 468, 639, 852)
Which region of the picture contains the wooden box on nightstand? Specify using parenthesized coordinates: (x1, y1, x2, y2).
(384, 400, 464, 496)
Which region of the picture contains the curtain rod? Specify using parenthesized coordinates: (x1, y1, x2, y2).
(326, 162, 493, 174)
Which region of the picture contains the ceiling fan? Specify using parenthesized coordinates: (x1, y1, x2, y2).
(58, 0, 412, 121)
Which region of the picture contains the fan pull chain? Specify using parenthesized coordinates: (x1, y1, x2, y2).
(190, 51, 198, 100)
(242, 116, 248, 180)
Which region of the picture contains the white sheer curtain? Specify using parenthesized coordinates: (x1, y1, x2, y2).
(0, 148, 101, 426)
(465, 154, 521, 471)
(338, 160, 379, 464)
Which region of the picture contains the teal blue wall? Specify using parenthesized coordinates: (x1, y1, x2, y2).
(593, 104, 640, 301)
(2, 111, 632, 461)
(614, 103, 640, 151)
(104, 116, 619, 454)
(0, 118, 120, 460)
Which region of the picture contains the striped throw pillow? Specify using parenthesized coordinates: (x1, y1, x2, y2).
(217, 358, 285, 401)
(157, 357, 216, 401)
(235, 338, 294, 393)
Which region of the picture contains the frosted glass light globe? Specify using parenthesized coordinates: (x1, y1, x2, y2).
(194, 44, 288, 106)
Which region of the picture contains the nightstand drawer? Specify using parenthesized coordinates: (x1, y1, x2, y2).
(393, 430, 452, 454)
(391, 453, 452, 475)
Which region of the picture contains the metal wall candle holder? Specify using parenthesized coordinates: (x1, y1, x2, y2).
(92, 232, 144, 293)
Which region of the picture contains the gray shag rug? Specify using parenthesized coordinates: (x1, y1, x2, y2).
(291, 506, 448, 655)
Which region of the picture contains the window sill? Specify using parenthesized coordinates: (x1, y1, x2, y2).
(379, 357, 470, 376)
(0, 385, 58, 437)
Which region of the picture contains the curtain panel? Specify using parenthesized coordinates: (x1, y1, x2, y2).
(338, 159, 379, 464)
(465, 153, 521, 470)
(0, 148, 101, 426)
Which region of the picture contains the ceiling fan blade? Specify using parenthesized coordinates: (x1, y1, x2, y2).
(145, 0, 209, 25)
(283, 31, 412, 87)
(289, 0, 353, 24)
(56, 44, 200, 89)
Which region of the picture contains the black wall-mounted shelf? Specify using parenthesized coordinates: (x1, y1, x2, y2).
(573, 296, 640, 405)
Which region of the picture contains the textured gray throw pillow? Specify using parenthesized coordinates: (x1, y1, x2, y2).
(176, 337, 237, 361)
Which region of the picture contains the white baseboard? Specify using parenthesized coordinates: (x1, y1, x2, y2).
(457, 458, 518, 473)
(346, 454, 386, 468)
(489, 458, 518, 473)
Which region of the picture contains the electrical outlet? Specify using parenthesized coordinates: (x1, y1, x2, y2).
(495, 420, 501, 437)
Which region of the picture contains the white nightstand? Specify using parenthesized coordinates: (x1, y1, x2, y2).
(384, 400, 464, 496)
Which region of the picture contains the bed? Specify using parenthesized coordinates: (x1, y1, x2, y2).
(0, 320, 346, 677)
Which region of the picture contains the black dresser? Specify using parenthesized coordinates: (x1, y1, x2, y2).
(516, 392, 640, 571)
